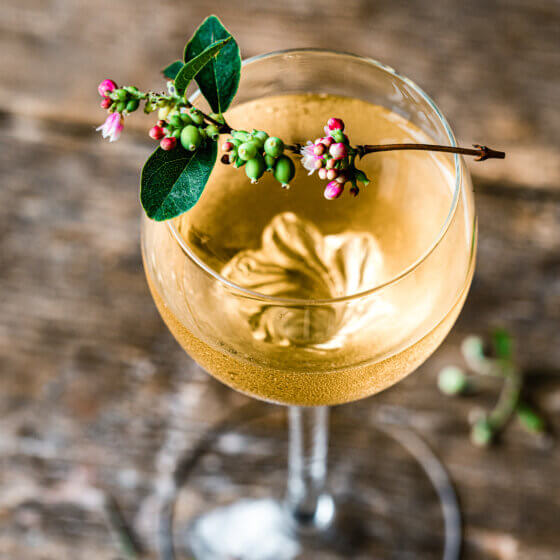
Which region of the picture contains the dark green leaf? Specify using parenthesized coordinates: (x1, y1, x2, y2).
(492, 328, 513, 361)
(175, 37, 232, 95)
(140, 141, 217, 221)
(162, 61, 184, 79)
(184, 15, 241, 113)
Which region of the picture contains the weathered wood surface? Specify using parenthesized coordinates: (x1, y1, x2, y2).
(1, 1, 559, 559)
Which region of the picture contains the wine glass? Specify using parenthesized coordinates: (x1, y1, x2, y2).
(142, 50, 475, 559)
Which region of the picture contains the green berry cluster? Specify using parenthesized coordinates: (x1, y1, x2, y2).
(222, 130, 296, 188)
(151, 108, 224, 151)
(106, 86, 142, 114)
(171, 109, 220, 149)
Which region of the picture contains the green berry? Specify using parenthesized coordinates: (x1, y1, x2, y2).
(168, 114, 183, 128)
(171, 129, 182, 138)
(471, 418, 494, 447)
(205, 124, 220, 140)
(115, 101, 126, 113)
(115, 88, 128, 101)
(189, 109, 205, 125)
(180, 125, 202, 151)
(245, 155, 266, 183)
(238, 142, 259, 161)
(264, 137, 284, 158)
(264, 154, 276, 171)
(232, 130, 251, 142)
(233, 156, 246, 168)
(331, 130, 346, 143)
(517, 403, 545, 433)
(125, 99, 139, 112)
(273, 155, 295, 187)
(437, 366, 468, 396)
(180, 113, 193, 125)
(158, 106, 170, 120)
(198, 128, 208, 141)
(251, 130, 269, 149)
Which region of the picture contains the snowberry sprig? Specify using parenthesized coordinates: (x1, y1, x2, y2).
(95, 14, 505, 222)
(221, 131, 295, 188)
(97, 78, 226, 151)
(96, 75, 505, 202)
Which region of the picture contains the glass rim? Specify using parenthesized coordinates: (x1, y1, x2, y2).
(166, 48, 462, 305)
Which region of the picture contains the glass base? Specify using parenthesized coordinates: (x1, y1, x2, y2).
(158, 404, 461, 560)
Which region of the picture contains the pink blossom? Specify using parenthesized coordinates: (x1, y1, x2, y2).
(100, 97, 111, 109)
(96, 112, 123, 142)
(313, 143, 325, 156)
(300, 141, 321, 175)
(327, 117, 345, 131)
(326, 168, 338, 181)
(324, 180, 344, 200)
(98, 79, 117, 97)
(329, 142, 348, 160)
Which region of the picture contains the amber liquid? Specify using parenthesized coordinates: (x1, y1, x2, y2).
(143, 94, 475, 405)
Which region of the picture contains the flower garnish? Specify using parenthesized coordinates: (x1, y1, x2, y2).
(96, 111, 124, 143)
(95, 14, 505, 221)
(300, 141, 320, 175)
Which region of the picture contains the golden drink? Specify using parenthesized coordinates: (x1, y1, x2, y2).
(143, 94, 475, 405)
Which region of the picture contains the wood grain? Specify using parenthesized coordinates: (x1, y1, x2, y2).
(1, 1, 559, 559)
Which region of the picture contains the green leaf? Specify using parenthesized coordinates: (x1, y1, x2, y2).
(175, 37, 232, 95)
(516, 402, 545, 433)
(184, 15, 241, 113)
(492, 328, 513, 361)
(140, 141, 217, 221)
(162, 60, 184, 80)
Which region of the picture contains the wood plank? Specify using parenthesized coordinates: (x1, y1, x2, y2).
(1, 1, 559, 557)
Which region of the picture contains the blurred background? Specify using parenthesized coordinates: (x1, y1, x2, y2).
(1, 1, 559, 559)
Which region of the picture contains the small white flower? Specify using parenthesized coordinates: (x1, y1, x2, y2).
(96, 112, 124, 142)
(300, 141, 317, 175)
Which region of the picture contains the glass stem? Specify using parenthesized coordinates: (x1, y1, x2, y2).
(285, 406, 334, 531)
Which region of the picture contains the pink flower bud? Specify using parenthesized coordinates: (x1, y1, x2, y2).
(329, 143, 347, 160)
(100, 97, 111, 109)
(222, 141, 234, 152)
(318, 168, 328, 180)
(314, 158, 324, 169)
(96, 112, 123, 142)
(149, 125, 165, 140)
(327, 117, 345, 131)
(321, 136, 333, 148)
(98, 79, 117, 97)
(157, 120, 166, 128)
(326, 158, 335, 169)
(324, 180, 344, 200)
(160, 137, 177, 151)
(327, 168, 338, 181)
(313, 143, 325, 156)
(336, 173, 347, 184)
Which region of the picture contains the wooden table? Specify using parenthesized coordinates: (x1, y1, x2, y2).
(1, 1, 559, 558)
